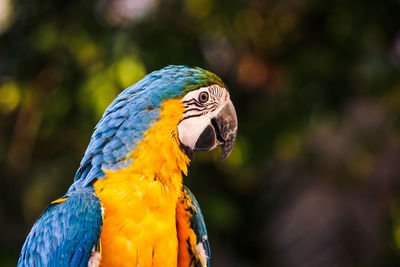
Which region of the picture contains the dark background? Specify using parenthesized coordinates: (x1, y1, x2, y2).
(1, 0, 400, 266)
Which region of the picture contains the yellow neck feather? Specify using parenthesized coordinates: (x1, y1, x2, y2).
(93, 99, 191, 266)
(102, 98, 190, 191)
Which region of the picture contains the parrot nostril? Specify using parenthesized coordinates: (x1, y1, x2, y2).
(211, 118, 225, 144)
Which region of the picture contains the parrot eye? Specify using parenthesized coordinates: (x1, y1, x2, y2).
(198, 92, 209, 103)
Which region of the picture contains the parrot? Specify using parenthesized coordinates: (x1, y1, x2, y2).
(18, 65, 238, 267)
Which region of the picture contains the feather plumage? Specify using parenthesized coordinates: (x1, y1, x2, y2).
(177, 186, 210, 267)
(18, 188, 103, 267)
(18, 65, 230, 266)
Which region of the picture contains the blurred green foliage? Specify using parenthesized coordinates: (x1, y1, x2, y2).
(1, 0, 400, 266)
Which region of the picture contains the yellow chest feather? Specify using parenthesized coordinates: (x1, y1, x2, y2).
(95, 172, 181, 266)
(93, 99, 190, 267)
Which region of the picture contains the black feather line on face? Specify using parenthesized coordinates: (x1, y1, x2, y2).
(183, 107, 207, 114)
(184, 99, 203, 108)
(182, 98, 199, 105)
(181, 85, 225, 121)
(185, 101, 215, 110)
(180, 113, 204, 121)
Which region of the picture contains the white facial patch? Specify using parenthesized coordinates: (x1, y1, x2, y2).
(178, 115, 211, 149)
(177, 85, 229, 149)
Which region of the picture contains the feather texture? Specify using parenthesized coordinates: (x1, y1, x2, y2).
(18, 189, 103, 267)
(18, 65, 223, 266)
(70, 65, 225, 192)
(177, 186, 211, 267)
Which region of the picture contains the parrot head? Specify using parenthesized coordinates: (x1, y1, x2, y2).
(73, 65, 237, 188)
(177, 83, 237, 160)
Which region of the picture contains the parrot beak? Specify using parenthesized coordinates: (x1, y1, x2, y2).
(193, 100, 238, 160)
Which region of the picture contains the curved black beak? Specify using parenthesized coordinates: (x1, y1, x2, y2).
(213, 100, 238, 160)
(193, 100, 238, 160)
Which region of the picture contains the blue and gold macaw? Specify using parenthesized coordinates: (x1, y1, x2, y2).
(18, 65, 238, 267)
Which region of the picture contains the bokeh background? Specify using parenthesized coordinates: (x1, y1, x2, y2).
(1, 0, 400, 266)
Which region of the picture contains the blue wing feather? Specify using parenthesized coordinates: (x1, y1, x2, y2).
(18, 188, 103, 267)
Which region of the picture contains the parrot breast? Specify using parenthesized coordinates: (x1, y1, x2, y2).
(93, 98, 190, 266)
